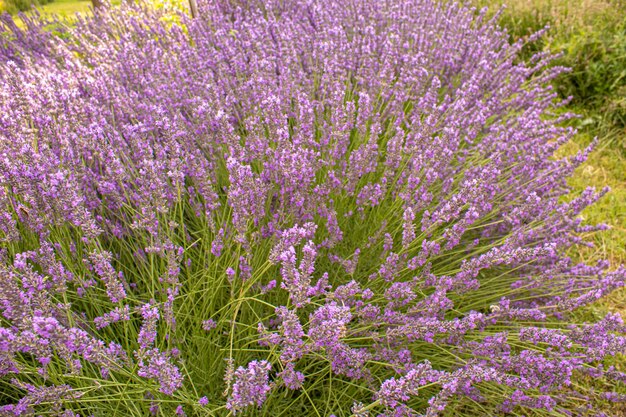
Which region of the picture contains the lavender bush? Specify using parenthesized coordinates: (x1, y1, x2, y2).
(0, 1, 625, 416)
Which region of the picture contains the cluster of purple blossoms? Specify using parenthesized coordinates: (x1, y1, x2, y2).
(0, 0, 625, 415)
(225, 360, 272, 413)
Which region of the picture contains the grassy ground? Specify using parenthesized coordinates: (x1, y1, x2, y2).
(27, 0, 93, 17)
(565, 119, 626, 316)
(0, 0, 93, 19)
(0, 0, 168, 24)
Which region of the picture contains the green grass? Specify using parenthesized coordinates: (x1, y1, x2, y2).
(1, 0, 170, 26)
(0, 0, 93, 18)
(2, 0, 109, 28)
(563, 124, 626, 266)
(560, 113, 626, 322)
(30, 0, 93, 17)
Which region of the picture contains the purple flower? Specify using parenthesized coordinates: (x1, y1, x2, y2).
(136, 348, 183, 395)
(202, 319, 217, 331)
(226, 360, 272, 413)
(138, 303, 159, 349)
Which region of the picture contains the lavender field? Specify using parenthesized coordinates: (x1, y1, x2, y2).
(0, 0, 625, 416)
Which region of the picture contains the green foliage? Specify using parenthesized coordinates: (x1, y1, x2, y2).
(552, 22, 626, 127)
(1, 0, 55, 14)
(2, 0, 32, 13)
(475, 0, 626, 128)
